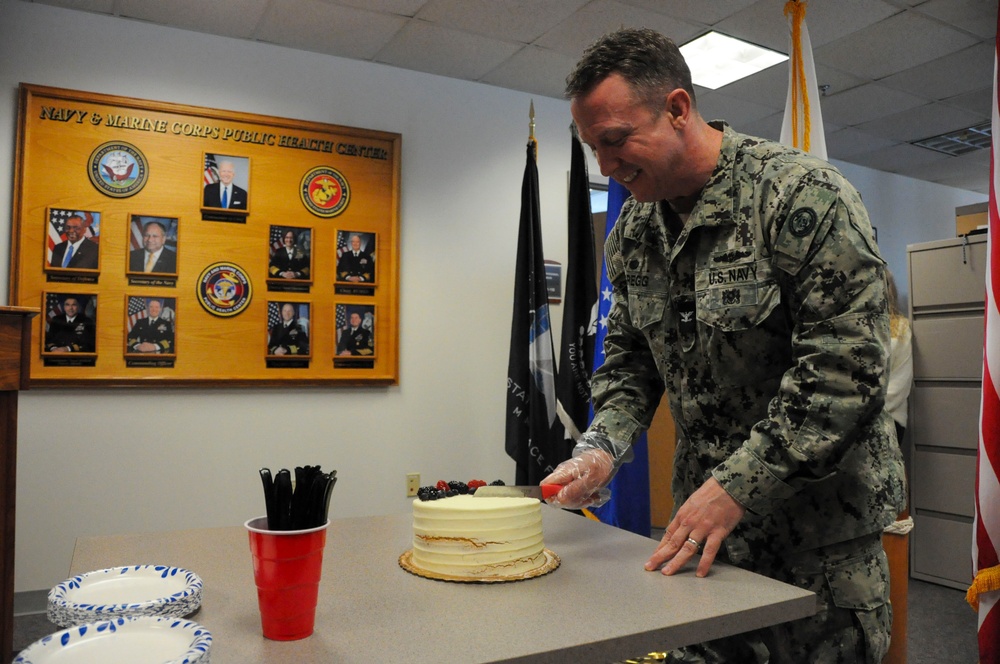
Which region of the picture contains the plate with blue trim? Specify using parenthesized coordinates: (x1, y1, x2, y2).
(47, 565, 203, 627)
(14, 615, 211, 664)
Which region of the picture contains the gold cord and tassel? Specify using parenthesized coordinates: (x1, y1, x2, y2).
(783, 0, 812, 153)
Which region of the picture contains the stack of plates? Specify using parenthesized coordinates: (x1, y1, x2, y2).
(47, 565, 203, 627)
(14, 615, 212, 664)
(17, 565, 212, 663)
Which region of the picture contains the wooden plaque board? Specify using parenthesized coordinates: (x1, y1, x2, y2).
(9, 84, 400, 386)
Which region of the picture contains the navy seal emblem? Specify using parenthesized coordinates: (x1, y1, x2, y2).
(789, 208, 818, 237)
(196, 262, 252, 317)
(88, 141, 148, 198)
(300, 167, 350, 218)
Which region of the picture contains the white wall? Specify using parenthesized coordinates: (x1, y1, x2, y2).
(0, 1, 984, 591)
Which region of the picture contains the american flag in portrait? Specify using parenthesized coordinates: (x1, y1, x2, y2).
(127, 296, 148, 332)
(47, 209, 99, 263)
(46, 293, 63, 322)
(204, 154, 219, 185)
(336, 232, 349, 260)
(270, 226, 286, 254)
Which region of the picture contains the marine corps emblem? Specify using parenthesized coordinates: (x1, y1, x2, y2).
(88, 141, 148, 198)
(196, 262, 253, 317)
(300, 166, 350, 218)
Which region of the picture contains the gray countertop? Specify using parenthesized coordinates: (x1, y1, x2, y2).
(69, 508, 815, 663)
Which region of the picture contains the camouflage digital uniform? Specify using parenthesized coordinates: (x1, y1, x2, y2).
(590, 123, 907, 663)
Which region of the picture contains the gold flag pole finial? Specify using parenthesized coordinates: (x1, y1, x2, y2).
(528, 100, 537, 159)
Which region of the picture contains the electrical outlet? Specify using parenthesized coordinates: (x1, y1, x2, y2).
(406, 472, 420, 497)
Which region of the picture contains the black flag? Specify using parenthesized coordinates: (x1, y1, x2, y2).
(505, 141, 562, 485)
(556, 129, 597, 446)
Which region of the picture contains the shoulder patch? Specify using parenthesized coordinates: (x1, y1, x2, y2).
(772, 177, 840, 275)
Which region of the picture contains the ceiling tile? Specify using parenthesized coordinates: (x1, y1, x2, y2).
(825, 127, 899, 158)
(894, 147, 990, 195)
(945, 86, 993, 116)
(256, 0, 406, 59)
(696, 90, 778, 127)
(415, 0, 589, 43)
(118, 0, 269, 39)
(714, 0, 899, 52)
(716, 61, 865, 113)
(481, 45, 576, 99)
(916, 0, 998, 39)
(376, 20, 522, 81)
(815, 11, 978, 80)
(29, 0, 115, 12)
(323, 0, 427, 15)
(849, 142, 952, 174)
(857, 102, 985, 142)
(618, 0, 757, 26)
(879, 43, 994, 102)
(533, 0, 701, 59)
(734, 111, 784, 142)
(821, 83, 927, 127)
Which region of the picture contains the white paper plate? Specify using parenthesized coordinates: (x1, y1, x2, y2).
(14, 615, 212, 664)
(47, 565, 203, 627)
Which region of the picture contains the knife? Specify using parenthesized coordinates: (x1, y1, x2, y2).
(473, 484, 561, 500)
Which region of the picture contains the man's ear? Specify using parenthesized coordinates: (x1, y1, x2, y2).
(665, 88, 692, 128)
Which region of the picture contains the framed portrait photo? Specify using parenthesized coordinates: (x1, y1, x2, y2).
(267, 226, 313, 284)
(127, 215, 179, 278)
(334, 303, 376, 359)
(42, 292, 97, 356)
(335, 230, 376, 285)
(267, 301, 311, 358)
(44, 208, 101, 274)
(125, 295, 176, 358)
(201, 153, 250, 218)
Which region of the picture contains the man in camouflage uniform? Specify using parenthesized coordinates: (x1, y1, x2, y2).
(543, 28, 906, 663)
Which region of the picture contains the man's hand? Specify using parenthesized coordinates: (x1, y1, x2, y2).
(541, 448, 615, 509)
(645, 477, 745, 578)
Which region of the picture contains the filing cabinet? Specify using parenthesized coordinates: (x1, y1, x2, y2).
(906, 234, 986, 590)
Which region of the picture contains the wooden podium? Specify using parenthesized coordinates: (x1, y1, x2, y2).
(0, 307, 38, 664)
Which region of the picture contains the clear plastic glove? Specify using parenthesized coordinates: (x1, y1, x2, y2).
(542, 431, 630, 509)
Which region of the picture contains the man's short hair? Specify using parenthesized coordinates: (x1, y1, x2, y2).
(565, 27, 695, 110)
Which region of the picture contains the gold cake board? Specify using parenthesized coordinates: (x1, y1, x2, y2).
(398, 548, 559, 583)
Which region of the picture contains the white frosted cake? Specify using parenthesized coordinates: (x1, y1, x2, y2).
(410, 494, 547, 579)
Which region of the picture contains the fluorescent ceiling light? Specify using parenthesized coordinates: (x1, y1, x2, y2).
(679, 31, 788, 90)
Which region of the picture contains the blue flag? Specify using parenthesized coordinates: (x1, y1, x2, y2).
(586, 179, 651, 537)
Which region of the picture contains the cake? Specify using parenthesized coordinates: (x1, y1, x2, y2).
(409, 494, 548, 579)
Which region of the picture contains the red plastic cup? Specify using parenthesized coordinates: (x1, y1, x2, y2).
(245, 516, 329, 640)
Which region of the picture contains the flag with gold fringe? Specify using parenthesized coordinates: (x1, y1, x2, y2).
(967, 11, 1000, 662)
(780, 0, 827, 159)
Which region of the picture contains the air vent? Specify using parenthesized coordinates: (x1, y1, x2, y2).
(912, 122, 992, 156)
